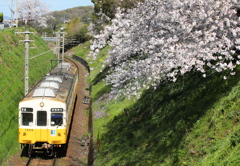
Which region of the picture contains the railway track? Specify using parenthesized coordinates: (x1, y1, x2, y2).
(26, 157, 57, 166)
(65, 57, 79, 71)
(65, 56, 93, 165)
(7, 56, 90, 166)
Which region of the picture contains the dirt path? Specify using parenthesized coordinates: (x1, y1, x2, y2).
(60, 58, 90, 166)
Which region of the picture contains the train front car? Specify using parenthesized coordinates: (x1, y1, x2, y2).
(18, 62, 78, 157)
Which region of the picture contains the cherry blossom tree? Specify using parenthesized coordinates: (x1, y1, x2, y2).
(18, 0, 50, 27)
(91, 0, 144, 34)
(90, 0, 240, 98)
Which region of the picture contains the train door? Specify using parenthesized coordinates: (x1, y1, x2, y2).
(36, 111, 48, 142)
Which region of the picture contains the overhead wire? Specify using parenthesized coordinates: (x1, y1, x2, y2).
(30, 50, 52, 60)
(0, 93, 22, 115)
(0, 48, 54, 94)
(0, 85, 21, 102)
(0, 62, 24, 85)
(0, 65, 24, 96)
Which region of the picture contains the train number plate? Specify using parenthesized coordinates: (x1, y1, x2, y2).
(25, 129, 34, 131)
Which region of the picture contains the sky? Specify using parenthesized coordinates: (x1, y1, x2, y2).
(0, 0, 94, 18)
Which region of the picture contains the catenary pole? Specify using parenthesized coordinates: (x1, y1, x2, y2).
(61, 32, 66, 60)
(16, 0, 18, 27)
(10, 0, 13, 27)
(24, 31, 30, 96)
(16, 30, 34, 96)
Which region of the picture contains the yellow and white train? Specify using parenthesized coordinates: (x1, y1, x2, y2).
(18, 61, 78, 157)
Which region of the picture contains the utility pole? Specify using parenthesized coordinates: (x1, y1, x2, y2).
(61, 32, 66, 60)
(16, 0, 18, 27)
(24, 31, 30, 96)
(16, 30, 34, 96)
(42, 32, 47, 38)
(56, 31, 61, 60)
(54, 31, 66, 60)
(10, 0, 14, 27)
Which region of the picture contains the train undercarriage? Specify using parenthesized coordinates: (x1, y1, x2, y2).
(22, 143, 65, 158)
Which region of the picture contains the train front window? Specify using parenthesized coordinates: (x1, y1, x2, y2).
(51, 113, 63, 126)
(22, 113, 33, 126)
(37, 111, 47, 126)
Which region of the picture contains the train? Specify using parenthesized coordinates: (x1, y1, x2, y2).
(18, 60, 79, 157)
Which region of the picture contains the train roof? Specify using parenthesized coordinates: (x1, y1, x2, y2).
(40, 81, 60, 89)
(33, 88, 56, 97)
(20, 62, 78, 103)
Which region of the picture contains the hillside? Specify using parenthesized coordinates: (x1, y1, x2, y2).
(51, 6, 94, 23)
(0, 27, 56, 164)
(74, 42, 240, 165)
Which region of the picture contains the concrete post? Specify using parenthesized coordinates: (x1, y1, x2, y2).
(24, 30, 30, 96)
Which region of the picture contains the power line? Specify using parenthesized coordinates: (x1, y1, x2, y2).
(1, 87, 21, 101)
(30, 50, 52, 60)
(0, 66, 24, 96)
(0, 93, 22, 115)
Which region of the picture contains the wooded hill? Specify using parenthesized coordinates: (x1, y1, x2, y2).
(51, 6, 94, 24)
(33, 6, 94, 43)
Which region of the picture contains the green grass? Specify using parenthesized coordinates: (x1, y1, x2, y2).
(72, 41, 91, 57)
(0, 27, 56, 164)
(70, 39, 240, 165)
(84, 42, 240, 165)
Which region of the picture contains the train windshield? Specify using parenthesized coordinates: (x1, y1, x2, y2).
(37, 111, 47, 126)
(22, 113, 33, 126)
(51, 113, 63, 126)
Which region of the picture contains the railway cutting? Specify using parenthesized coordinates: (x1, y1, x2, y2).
(7, 55, 90, 166)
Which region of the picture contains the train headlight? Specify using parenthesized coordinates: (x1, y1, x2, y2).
(40, 102, 44, 107)
(23, 132, 26, 136)
(58, 133, 61, 136)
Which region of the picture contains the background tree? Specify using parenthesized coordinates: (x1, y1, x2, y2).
(78, 24, 92, 42)
(90, 0, 144, 34)
(66, 17, 84, 39)
(17, 0, 50, 27)
(92, 0, 144, 19)
(51, 6, 93, 24)
(0, 13, 3, 23)
(31, 6, 93, 36)
(32, 16, 61, 36)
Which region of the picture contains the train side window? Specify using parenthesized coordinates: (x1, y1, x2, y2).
(37, 111, 47, 126)
(51, 113, 63, 126)
(22, 113, 33, 126)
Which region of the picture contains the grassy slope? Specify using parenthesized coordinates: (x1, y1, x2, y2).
(0, 27, 56, 164)
(76, 42, 240, 165)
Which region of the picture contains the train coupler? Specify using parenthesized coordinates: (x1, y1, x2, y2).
(41, 143, 52, 149)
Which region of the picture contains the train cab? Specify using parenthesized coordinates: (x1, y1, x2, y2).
(18, 61, 78, 157)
